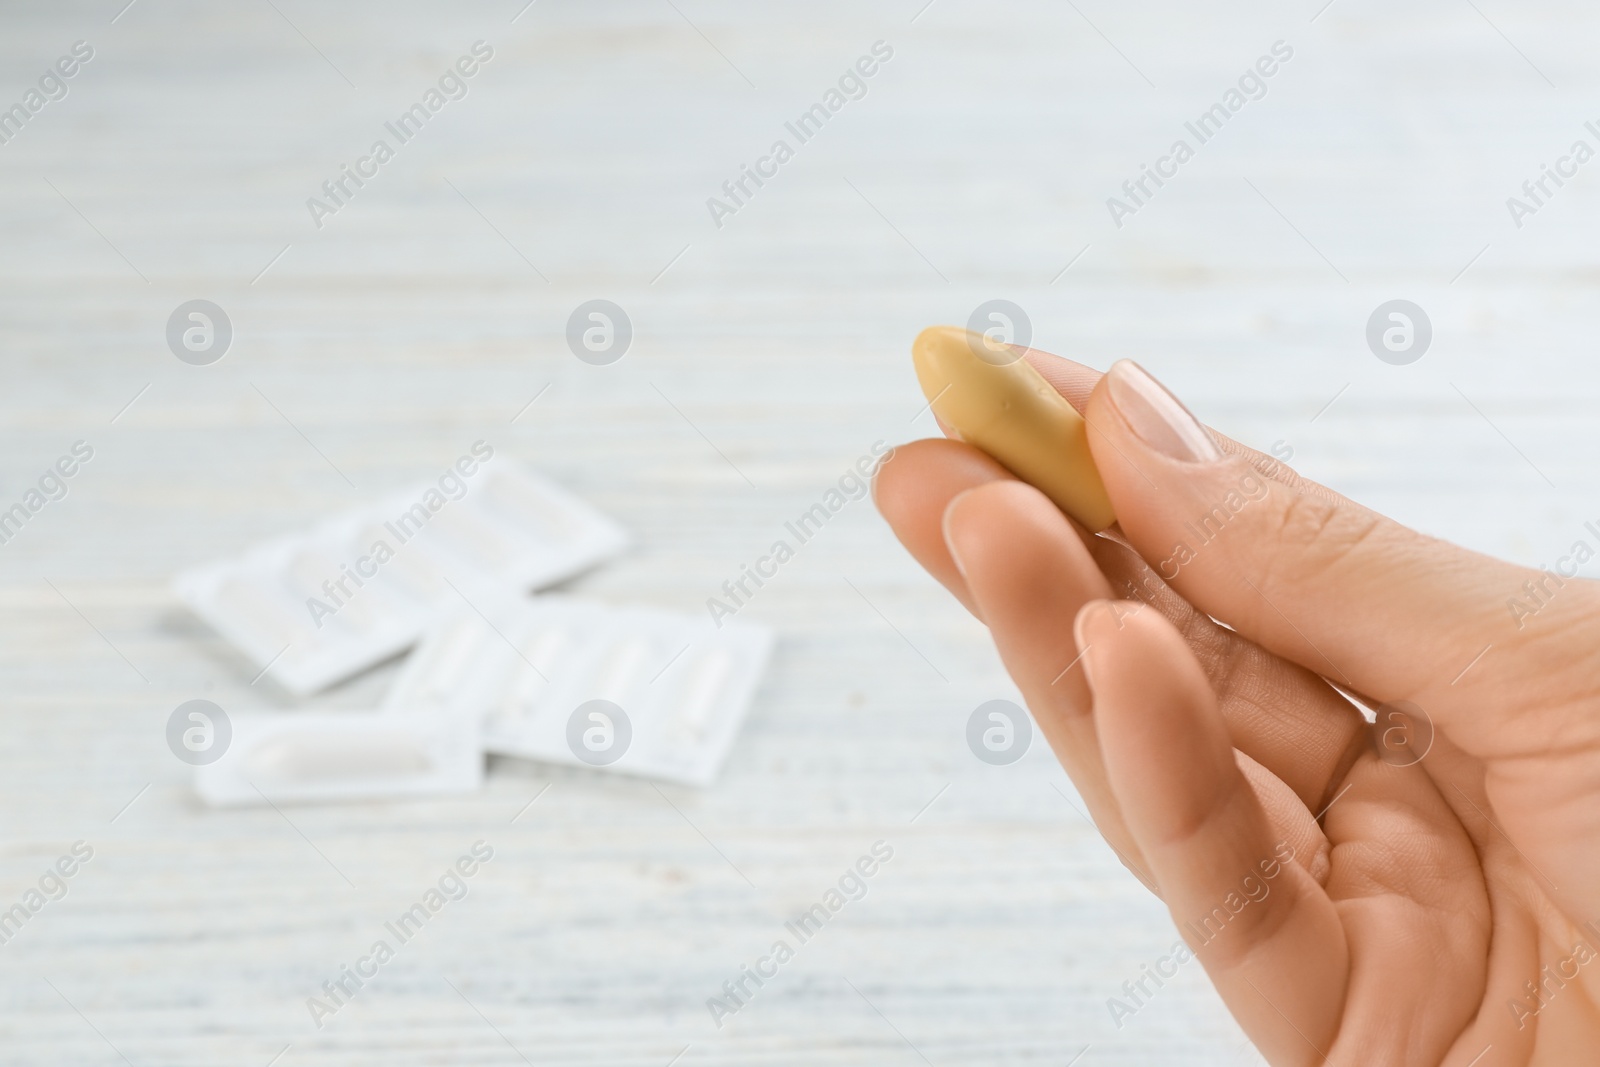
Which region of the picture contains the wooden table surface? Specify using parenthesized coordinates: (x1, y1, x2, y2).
(2, 1, 1598, 1063)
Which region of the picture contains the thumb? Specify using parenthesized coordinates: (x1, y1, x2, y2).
(1083, 359, 1597, 752)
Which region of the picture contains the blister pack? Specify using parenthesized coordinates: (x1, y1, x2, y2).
(195, 710, 481, 806)
(384, 595, 773, 787)
(174, 451, 629, 695)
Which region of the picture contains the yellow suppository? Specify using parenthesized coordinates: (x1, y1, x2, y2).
(911, 325, 1115, 532)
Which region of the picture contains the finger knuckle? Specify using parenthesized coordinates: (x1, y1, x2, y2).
(1259, 491, 1383, 593)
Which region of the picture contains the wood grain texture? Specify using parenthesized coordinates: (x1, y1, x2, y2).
(0, 0, 1597, 1062)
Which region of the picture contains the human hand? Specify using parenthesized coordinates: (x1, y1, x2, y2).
(874, 350, 1600, 1065)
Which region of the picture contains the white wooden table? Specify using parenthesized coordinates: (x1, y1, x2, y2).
(1, 1, 1596, 1063)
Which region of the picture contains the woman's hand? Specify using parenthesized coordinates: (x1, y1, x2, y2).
(874, 351, 1600, 1065)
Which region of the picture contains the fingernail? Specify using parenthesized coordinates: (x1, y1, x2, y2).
(868, 445, 896, 508)
(941, 488, 977, 578)
(1104, 360, 1221, 463)
(1071, 601, 1115, 690)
